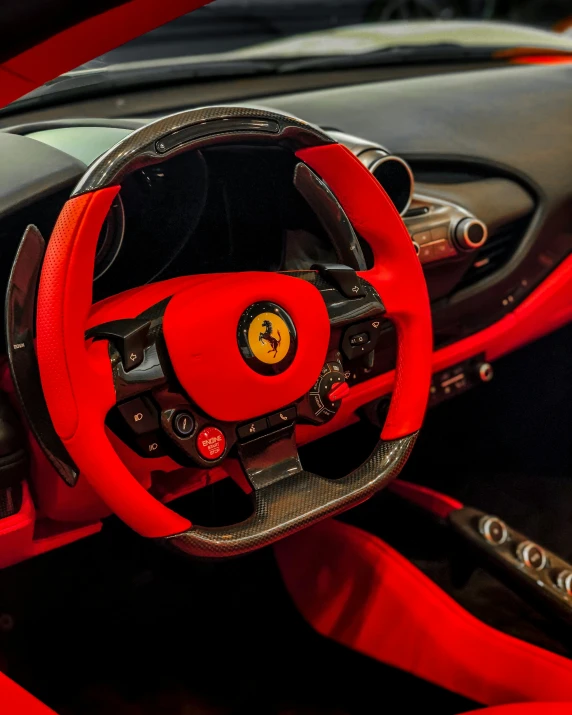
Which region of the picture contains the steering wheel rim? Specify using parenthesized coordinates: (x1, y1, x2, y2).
(35, 106, 432, 556)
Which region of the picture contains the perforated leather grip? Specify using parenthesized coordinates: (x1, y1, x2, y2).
(165, 434, 417, 558)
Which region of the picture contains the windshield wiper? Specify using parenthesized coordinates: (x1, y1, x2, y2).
(277, 43, 501, 73)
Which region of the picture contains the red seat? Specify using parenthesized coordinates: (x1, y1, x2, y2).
(276, 521, 572, 708)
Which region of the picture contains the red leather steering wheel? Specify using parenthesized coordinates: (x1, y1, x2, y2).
(35, 107, 432, 557)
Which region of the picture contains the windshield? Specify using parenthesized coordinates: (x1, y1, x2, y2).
(5, 0, 572, 112)
(100, 0, 572, 64)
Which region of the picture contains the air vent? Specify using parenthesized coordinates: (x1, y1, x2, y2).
(357, 149, 414, 216)
(455, 215, 532, 290)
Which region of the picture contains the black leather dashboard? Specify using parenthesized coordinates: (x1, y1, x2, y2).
(0, 62, 570, 363)
(257, 64, 572, 347)
(259, 64, 572, 205)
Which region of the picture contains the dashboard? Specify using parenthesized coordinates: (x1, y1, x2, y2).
(1, 67, 570, 355)
(0, 61, 571, 562)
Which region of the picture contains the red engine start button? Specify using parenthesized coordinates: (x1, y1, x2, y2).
(196, 426, 226, 461)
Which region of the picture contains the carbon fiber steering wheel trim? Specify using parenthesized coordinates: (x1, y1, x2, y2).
(165, 434, 417, 558)
(72, 106, 333, 195)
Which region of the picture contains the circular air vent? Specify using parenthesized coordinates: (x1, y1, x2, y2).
(359, 149, 414, 216)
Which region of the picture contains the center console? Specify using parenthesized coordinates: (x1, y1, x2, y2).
(392, 481, 572, 630)
(450, 506, 572, 627)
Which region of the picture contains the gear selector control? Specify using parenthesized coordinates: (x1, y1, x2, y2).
(451, 506, 572, 626)
(478, 515, 509, 545)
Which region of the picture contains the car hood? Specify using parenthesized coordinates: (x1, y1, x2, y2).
(224, 20, 572, 59)
(99, 19, 572, 74)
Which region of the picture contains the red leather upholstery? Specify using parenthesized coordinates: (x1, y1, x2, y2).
(36, 139, 432, 539)
(297, 143, 432, 441)
(162, 272, 330, 422)
(0, 671, 56, 714)
(468, 706, 572, 714)
(275, 520, 572, 706)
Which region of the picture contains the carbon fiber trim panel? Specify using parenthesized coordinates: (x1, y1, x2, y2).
(293, 162, 366, 271)
(165, 434, 416, 558)
(0, 485, 22, 519)
(6, 225, 78, 486)
(72, 107, 334, 196)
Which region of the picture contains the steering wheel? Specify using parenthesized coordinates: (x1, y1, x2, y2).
(35, 107, 432, 558)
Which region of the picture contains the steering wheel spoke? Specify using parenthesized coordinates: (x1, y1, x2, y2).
(166, 433, 417, 558)
(237, 420, 302, 490)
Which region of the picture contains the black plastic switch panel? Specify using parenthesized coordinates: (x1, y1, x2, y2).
(118, 397, 159, 435)
(312, 263, 366, 299)
(268, 407, 297, 428)
(86, 318, 151, 372)
(349, 332, 369, 347)
(342, 319, 384, 361)
(137, 432, 166, 457)
(237, 418, 268, 440)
